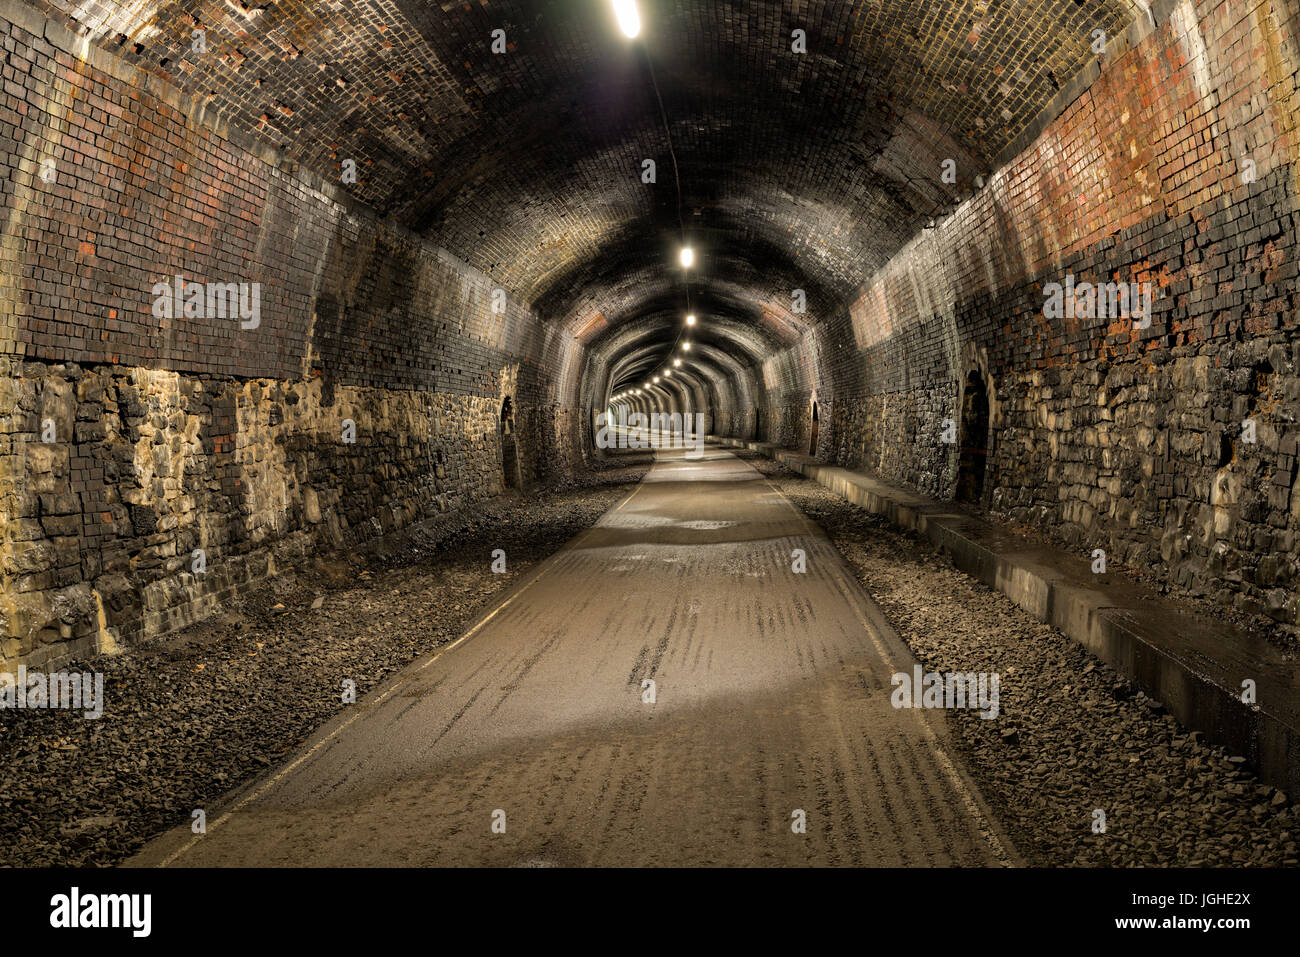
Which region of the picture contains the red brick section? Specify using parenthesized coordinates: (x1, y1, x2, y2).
(760, 0, 1300, 623)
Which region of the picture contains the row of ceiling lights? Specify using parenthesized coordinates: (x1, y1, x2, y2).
(608, 4, 702, 407)
(611, 249, 697, 404)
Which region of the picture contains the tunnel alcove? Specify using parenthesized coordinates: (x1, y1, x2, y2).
(501, 397, 521, 491)
(956, 371, 990, 506)
(810, 401, 820, 457)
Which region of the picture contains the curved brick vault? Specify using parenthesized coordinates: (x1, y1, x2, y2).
(3, 0, 1300, 667)
(15, 0, 1148, 426)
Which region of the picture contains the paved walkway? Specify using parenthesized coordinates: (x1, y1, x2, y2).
(131, 446, 1016, 867)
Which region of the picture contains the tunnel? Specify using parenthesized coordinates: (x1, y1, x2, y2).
(1, 0, 1299, 904)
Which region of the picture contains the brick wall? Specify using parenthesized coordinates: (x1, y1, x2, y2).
(761, 0, 1300, 623)
(0, 6, 586, 666)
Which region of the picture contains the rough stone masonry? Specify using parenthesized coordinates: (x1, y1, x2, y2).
(0, 4, 583, 668)
(760, 0, 1300, 630)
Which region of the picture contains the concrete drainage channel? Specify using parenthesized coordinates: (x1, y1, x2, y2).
(710, 436, 1300, 799)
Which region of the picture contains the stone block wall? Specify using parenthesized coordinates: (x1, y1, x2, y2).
(760, 0, 1300, 624)
(0, 7, 586, 667)
(0, 361, 507, 664)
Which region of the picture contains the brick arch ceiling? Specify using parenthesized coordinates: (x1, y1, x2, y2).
(597, 313, 774, 402)
(35, 0, 1146, 407)
(606, 341, 734, 411)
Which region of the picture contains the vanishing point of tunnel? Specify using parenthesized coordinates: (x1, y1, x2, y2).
(2, 0, 1300, 899)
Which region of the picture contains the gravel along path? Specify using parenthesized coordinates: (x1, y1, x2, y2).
(0, 464, 647, 867)
(738, 451, 1298, 867)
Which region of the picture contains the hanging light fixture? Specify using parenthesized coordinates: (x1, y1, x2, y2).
(612, 0, 640, 39)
